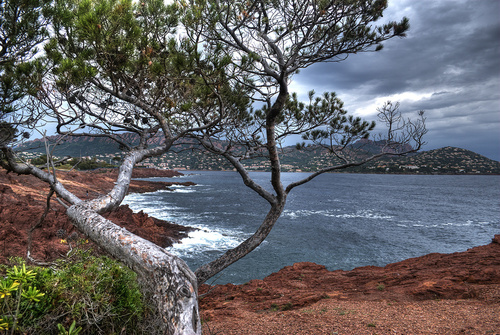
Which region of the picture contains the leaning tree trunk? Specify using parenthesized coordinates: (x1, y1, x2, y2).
(67, 204, 201, 334)
(194, 106, 289, 286)
(195, 202, 285, 286)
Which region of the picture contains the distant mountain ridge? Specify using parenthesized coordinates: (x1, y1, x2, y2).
(16, 134, 500, 174)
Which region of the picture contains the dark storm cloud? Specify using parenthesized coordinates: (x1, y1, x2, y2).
(291, 0, 500, 160)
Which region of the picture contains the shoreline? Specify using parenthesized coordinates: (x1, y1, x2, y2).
(1, 168, 499, 333)
(164, 168, 500, 176)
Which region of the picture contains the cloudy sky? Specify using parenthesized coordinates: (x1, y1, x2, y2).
(290, 0, 500, 161)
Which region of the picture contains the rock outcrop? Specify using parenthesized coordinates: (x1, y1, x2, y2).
(200, 235, 500, 320)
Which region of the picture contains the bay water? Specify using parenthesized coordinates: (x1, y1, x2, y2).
(123, 171, 499, 284)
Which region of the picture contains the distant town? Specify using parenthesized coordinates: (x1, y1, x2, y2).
(16, 136, 500, 175)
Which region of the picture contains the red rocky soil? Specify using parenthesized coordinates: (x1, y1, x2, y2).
(199, 236, 500, 334)
(1, 168, 499, 334)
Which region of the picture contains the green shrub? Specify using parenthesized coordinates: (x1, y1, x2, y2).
(1, 248, 144, 334)
(57, 320, 82, 335)
(0, 263, 46, 333)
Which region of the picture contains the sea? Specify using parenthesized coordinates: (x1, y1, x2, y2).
(123, 171, 500, 285)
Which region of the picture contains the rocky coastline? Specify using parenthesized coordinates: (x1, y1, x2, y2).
(199, 236, 500, 334)
(0, 168, 195, 262)
(1, 168, 498, 334)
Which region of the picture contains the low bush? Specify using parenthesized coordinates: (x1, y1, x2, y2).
(0, 247, 145, 334)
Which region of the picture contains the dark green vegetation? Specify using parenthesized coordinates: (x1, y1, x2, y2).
(0, 247, 151, 335)
(18, 136, 500, 174)
(0, 0, 51, 147)
(346, 146, 500, 174)
(30, 154, 116, 170)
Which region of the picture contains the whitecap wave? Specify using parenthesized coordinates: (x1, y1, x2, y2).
(168, 225, 247, 258)
(171, 188, 197, 193)
(124, 192, 248, 257)
(123, 193, 188, 221)
(333, 209, 393, 220)
(394, 219, 494, 229)
(282, 208, 393, 220)
(442, 220, 475, 227)
(170, 183, 204, 188)
(282, 209, 340, 219)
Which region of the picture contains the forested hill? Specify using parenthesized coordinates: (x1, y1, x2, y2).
(16, 135, 500, 175)
(346, 146, 500, 174)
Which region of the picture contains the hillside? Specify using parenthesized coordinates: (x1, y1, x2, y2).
(16, 135, 500, 174)
(344, 146, 500, 174)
